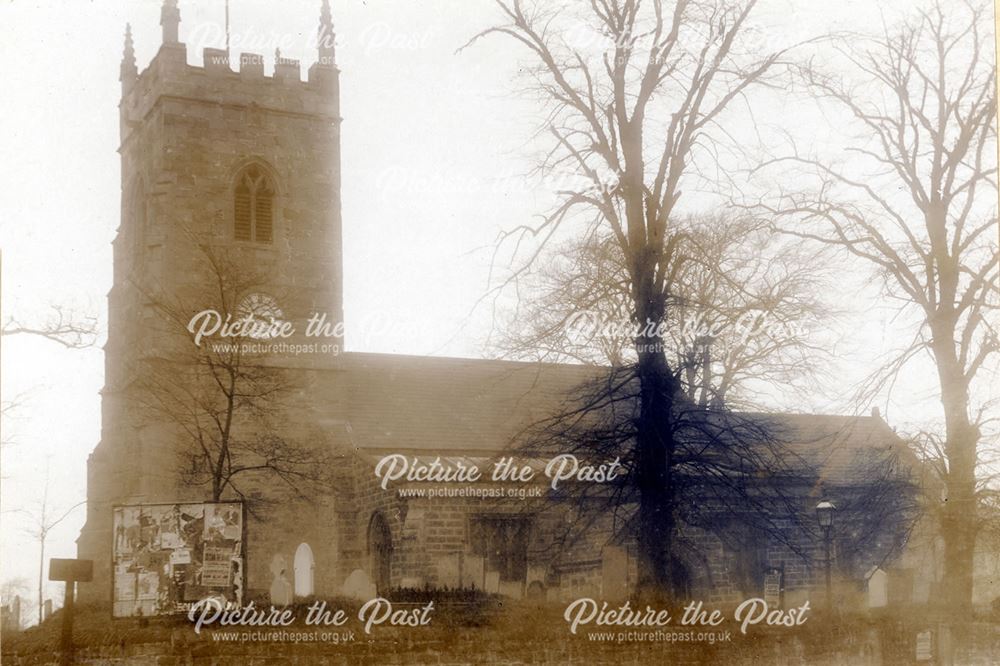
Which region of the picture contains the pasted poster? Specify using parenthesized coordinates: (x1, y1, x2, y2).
(111, 502, 244, 618)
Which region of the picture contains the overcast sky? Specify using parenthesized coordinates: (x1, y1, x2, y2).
(1, 0, 995, 611)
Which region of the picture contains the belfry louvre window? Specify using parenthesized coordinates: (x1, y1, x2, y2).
(234, 165, 274, 243)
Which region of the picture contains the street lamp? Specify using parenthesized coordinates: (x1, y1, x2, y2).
(815, 500, 836, 610)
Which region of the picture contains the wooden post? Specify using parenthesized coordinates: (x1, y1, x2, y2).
(59, 581, 74, 666)
(48, 558, 92, 666)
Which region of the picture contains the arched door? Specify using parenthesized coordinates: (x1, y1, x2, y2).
(293, 543, 315, 597)
(367, 513, 393, 594)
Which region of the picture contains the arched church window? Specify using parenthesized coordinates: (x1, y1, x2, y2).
(234, 164, 274, 243)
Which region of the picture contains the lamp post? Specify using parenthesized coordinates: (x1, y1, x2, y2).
(815, 500, 836, 611)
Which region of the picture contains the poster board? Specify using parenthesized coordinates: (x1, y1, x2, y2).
(111, 502, 244, 618)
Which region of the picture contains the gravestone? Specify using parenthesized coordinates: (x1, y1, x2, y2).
(601, 546, 628, 602)
(936, 623, 952, 664)
(437, 553, 461, 588)
(498, 580, 522, 598)
(916, 630, 933, 661)
(342, 569, 377, 600)
(527, 564, 548, 596)
(484, 571, 500, 594)
(2, 596, 20, 633)
(912, 570, 932, 604)
(526, 580, 545, 599)
(43, 599, 52, 621)
(763, 568, 783, 607)
(867, 567, 888, 608)
(10, 595, 20, 631)
(269, 555, 293, 606)
(293, 544, 315, 598)
(462, 554, 484, 588)
(863, 628, 883, 665)
(888, 568, 913, 606)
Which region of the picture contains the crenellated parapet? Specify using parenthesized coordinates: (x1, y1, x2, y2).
(120, 0, 340, 147)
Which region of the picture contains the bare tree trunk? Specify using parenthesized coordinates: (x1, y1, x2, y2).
(468, 0, 793, 599)
(935, 329, 980, 613)
(758, 0, 996, 617)
(634, 346, 678, 597)
(624, 104, 680, 597)
(633, 248, 680, 596)
(37, 536, 44, 626)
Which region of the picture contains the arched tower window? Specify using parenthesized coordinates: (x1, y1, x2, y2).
(234, 164, 274, 243)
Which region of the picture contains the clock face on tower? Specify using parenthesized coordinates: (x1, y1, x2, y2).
(236, 292, 285, 340)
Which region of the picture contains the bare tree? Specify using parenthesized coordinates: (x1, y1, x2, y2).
(466, 0, 797, 594)
(16, 463, 85, 625)
(2, 305, 98, 350)
(0, 391, 30, 451)
(134, 245, 333, 512)
(491, 234, 635, 366)
(493, 214, 832, 410)
(514, 370, 920, 600)
(2, 304, 98, 449)
(754, 0, 997, 613)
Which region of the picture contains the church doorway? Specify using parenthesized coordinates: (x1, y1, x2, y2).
(367, 513, 393, 594)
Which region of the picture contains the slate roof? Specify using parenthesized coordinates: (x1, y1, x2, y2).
(338, 352, 912, 485)
(737, 412, 915, 486)
(341, 351, 600, 454)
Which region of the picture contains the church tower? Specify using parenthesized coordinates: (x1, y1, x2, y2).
(77, 1, 344, 601)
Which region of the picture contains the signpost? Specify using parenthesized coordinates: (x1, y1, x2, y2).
(49, 558, 92, 666)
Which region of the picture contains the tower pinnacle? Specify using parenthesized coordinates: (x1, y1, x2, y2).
(317, 0, 336, 67)
(120, 23, 137, 92)
(161, 0, 180, 44)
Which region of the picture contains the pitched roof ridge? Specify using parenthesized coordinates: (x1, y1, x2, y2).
(341, 350, 600, 372)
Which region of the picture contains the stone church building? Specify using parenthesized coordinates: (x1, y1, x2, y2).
(78, 1, 927, 609)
